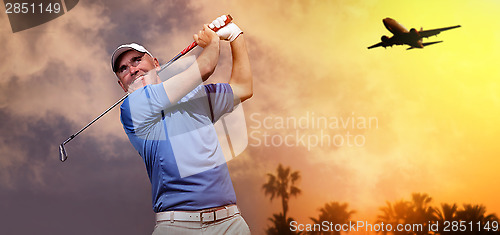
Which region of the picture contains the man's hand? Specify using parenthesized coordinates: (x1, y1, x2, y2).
(191, 24, 220, 82)
(194, 24, 220, 48)
(209, 15, 243, 42)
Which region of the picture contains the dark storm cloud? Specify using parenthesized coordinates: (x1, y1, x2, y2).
(101, 0, 204, 59)
(0, 107, 156, 234)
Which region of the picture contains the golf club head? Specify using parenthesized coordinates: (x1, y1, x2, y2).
(59, 144, 68, 162)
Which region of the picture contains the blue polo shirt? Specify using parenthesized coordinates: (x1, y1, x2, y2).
(120, 83, 237, 212)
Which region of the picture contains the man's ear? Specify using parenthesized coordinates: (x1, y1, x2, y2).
(154, 58, 160, 69)
(118, 80, 128, 93)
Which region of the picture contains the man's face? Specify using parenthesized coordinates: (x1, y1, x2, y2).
(115, 50, 160, 92)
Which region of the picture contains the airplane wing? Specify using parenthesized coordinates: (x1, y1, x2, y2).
(406, 41, 443, 50)
(422, 41, 443, 46)
(419, 25, 461, 38)
(367, 42, 385, 49)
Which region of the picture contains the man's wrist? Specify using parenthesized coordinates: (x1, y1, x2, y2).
(230, 32, 243, 44)
(198, 42, 219, 80)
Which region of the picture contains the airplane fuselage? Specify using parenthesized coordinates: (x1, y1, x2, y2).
(382, 18, 424, 48)
(368, 17, 459, 50)
(383, 18, 408, 34)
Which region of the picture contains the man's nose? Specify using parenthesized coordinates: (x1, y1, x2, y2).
(130, 65, 140, 76)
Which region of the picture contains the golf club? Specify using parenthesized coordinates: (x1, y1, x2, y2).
(59, 15, 233, 162)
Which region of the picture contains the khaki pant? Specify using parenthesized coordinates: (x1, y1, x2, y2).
(152, 213, 251, 235)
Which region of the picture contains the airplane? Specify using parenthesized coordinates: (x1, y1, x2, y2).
(368, 18, 460, 50)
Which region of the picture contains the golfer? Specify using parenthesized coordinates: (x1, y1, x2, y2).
(111, 16, 252, 234)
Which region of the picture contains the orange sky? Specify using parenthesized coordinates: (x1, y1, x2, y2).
(201, 0, 500, 231)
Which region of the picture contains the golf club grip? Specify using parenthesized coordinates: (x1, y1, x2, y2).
(180, 14, 233, 55)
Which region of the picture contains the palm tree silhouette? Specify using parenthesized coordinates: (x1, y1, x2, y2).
(376, 193, 500, 235)
(455, 204, 499, 234)
(263, 164, 302, 220)
(407, 193, 436, 235)
(266, 212, 302, 235)
(263, 164, 302, 234)
(377, 200, 412, 235)
(376, 193, 436, 235)
(435, 203, 459, 234)
(309, 202, 356, 235)
(435, 203, 459, 222)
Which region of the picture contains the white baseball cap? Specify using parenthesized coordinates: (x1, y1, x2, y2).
(111, 43, 154, 72)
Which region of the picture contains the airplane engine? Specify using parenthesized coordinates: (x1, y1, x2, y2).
(381, 35, 390, 43)
(409, 28, 420, 38)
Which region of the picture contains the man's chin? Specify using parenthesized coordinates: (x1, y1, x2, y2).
(127, 73, 160, 93)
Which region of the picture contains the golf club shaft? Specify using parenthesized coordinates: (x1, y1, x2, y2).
(62, 94, 128, 146)
(61, 44, 196, 147)
(60, 15, 233, 162)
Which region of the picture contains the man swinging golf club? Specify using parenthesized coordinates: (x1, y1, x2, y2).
(112, 15, 252, 234)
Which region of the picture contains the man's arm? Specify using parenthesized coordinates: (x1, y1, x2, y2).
(207, 16, 252, 104)
(228, 34, 253, 103)
(161, 24, 220, 105)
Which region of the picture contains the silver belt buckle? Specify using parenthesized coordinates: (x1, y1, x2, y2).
(201, 211, 215, 223)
